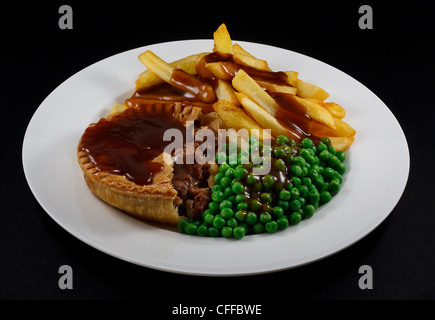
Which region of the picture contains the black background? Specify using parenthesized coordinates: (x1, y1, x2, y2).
(2, 0, 434, 310)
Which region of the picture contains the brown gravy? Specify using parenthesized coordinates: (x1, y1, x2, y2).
(78, 104, 185, 186)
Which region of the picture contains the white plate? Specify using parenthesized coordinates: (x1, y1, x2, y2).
(22, 40, 409, 276)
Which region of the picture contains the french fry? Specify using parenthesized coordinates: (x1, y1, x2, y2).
(215, 79, 240, 106)
(233, 43, 271, 71)
(232, 69, 278, 115)
(213, 100, 269, 140)
(311, 118, 356, 137)
(309, 100, 346, 119)
(328, 136, 355, 151)
(295, 78, 329, 101)
(139, 50, 216, 103)
(292, 96, 335, 128)
(139, 50, 173, 83)
(213, 23, 233, 55)
(205, 62, 235, 81)
(135, 52, 208, 91)
(235, 92, 301, 141)
(255, 79, 297, 95)
(284, 71, 298, 85)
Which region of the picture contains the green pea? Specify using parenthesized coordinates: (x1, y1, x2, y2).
(329, 179, 341, 195)
(235, 210, 246, 222)
(227, 195, 237, 206)
(252, 222, 265, 234)
(227, 217, 238, 228)
(265, 221, 278, 233)
(300, 148, 311, 160)
(259, 212, 272, 224)
(208, 227, 220, 237)
(302, 204, 315, 219)
(293, 156, 306, 167)
(320, 191, 332, 204)
(301, 138, 313, 148)
(203, 213, 214, 225)
(220, 176, 232, 188)
(225, 168, 235, 179)
(337, 162, 346, 175)
(221, 226, 233, 238)
(308, 190, 320, 204)
(219, 162, 230, 173)
(290, 199, 302, 211)
(328, 146, 337, 155)
(318, 150, 331, 162)
(246, 211, 258, 225)
(279, 189, 291, 201)
(236, 202, 248, 211)
(211, 191, 224, 203)
(323, 167, 335, 180)
(250, 199, 262, 211)
(328, 155, 341, 169)
(208, 201, 219, 213)
(184, 223, 198, 235)
(289, 212, 302, 225)
(277, 216, 289, 230)
(213, 214, 226, 229)
(273, 147, 287, 158)
(274, 159, 286, 171)
(177, 220, 189, 233)
(284, 154, 294, 164)
(336, 151, 346, 162)
(212, 184, 222, 193)
(275, 135, 289, 145)
(262, 174, 275, 189)
(277, 200, 289, 212)
(221, 207, 234, 220)
(290, 187, 300, 200)
(233, 226, 246, 239)
(234, 167, 249, 179)
(273, 206, 284, 219)
(298, 185, 309, 198)
(260, 192, 273, 204)
(197, 225, 208, 236)
(235, 193, 248, 203)
(231, 181, 245, 194)
(262, 202, 273, 214)
(219, 200, 232, 210)
(246, 173, 257, 185)
(320, 137, 331, 147)
(291, 176, 301, 188)
(224, 186, 235, 198)
(290, 165, 303, 177)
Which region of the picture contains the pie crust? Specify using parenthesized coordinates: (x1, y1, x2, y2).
(77, 102, 213, 225)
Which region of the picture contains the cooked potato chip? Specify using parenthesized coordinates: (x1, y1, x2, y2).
(233, 43, 271, 71)
(295, 78, 329, 101)
(213, 99, 269, 140)
(135, 52, 207, 91)
(213, 23, 233, 55)
(311, 118, 356, 137)
(232, 69, 278, 116)
(329, 136, 355, 151)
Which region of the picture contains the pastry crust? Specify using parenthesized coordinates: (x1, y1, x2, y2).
(77, 102, 209, 225)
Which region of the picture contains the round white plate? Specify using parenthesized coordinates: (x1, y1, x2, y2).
(22, 40, 409, 276)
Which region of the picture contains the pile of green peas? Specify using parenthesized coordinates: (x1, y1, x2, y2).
(177, 135, 346, 239)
